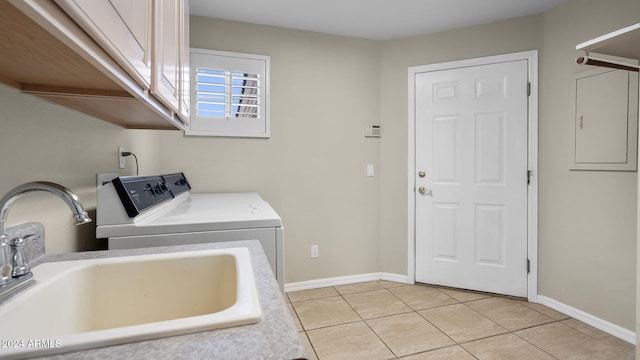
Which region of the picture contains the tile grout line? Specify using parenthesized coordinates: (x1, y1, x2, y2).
(300, 331, 321, 360)
(335, 285, 399, 359)
(414, 298, 512, 345)
(434, 295, 567, 346)
(385, 283, 491, 358)
(290, 285, 399, 359)
(559, 318, 635, 353)
(413, 294, 571, 359)
(460, 297, 579, 360)
(512, 319, 634, 359)
(286, 293, 321, 360)
(384, 284, 461, 351)
(509, 328, 561, 360)
(288, 282, 634, 359)
(292, 284, 489, 355)
(382, 284, 483, 360)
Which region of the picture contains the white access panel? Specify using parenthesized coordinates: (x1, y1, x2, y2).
(570, 68, 639, 171)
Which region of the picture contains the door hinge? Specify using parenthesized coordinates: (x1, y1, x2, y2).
(527, 259, 530, 273)
(527, 82, 531, 96)
(527, 170, 532, 185)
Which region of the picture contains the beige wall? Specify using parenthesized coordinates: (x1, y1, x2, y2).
(0, 0, 637, 333)
(538, 0, 639, 331)
(378, 15, 544, 276)
(0, 84, 158, 253)
(377, 0, 638, 332)
(151, 17, 383, 283)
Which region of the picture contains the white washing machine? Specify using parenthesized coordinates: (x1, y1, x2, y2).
(95, 173, 284, 290)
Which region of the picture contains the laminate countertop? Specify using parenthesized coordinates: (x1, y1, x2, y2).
(22, 240, 307, 360)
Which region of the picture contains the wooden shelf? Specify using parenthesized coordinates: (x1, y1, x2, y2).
(576, 23, 640, 59)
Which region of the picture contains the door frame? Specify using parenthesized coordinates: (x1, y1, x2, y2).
(407, 50, 539, 302)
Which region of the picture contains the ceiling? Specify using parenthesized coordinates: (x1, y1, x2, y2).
(189, 0, 568, 40)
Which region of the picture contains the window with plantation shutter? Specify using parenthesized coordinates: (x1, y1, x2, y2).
(187, 48, 270, 137)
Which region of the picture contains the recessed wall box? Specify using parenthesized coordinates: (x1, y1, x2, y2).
(569, 67, 638, 171)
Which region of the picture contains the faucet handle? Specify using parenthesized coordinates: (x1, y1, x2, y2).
(0, 235, 11, 285)
(9, 234, 35, 278)
(16, 234, 38, 242)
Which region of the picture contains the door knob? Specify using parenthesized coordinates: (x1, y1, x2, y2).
(418, 187, 432, 196)
(418, 171, 426, 178)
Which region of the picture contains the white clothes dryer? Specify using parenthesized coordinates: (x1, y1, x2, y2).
(96, 173, 284, 290)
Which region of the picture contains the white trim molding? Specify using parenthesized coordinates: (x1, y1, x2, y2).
(407, 50, 539, 303)
(538, 295, 636, 345)
(284, 273, 409, 293)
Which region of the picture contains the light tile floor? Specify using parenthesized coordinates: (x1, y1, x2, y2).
(286, 281, 635, 360)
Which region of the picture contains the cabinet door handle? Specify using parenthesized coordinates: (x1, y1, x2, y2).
(579, 115, 583, 130)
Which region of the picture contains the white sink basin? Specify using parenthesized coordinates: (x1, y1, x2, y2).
(0, 247, 262, 359)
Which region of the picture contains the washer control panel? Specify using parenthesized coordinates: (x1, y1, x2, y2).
(112, 172, 191, 217)
(163, 172, 191, 196)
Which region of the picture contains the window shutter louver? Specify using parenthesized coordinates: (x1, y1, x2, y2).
(188, 49, 270, 137)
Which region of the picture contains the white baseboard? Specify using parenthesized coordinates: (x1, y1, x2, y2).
(284, 272, 409, 293)
(537, 295, 636, 345)
(379, 272, 409, 283)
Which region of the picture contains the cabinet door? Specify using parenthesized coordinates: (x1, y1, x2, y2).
(570, 68, 639, 171)
(54, 0, 152, 90)
(178, 0, 190, 124)
(152, 0, 181, 115)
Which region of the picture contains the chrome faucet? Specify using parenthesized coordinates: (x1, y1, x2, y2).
(0, 181, 92, 235)
(0, 181, 92, 303)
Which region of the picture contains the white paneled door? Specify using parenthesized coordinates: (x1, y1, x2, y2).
(414, 60, 529, 297)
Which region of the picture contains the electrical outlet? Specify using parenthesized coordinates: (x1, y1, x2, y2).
(311, 245, 319, 258)
(118, 146, 125, 169)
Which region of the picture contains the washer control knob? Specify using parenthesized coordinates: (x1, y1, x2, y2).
(156, 182, 169, 195)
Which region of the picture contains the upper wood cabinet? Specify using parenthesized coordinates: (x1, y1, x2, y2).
(54, 0, 153, 91)
(152, 0, 181, 116)
(179, 0, 190, 124)
(0, 0, 189, 130)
